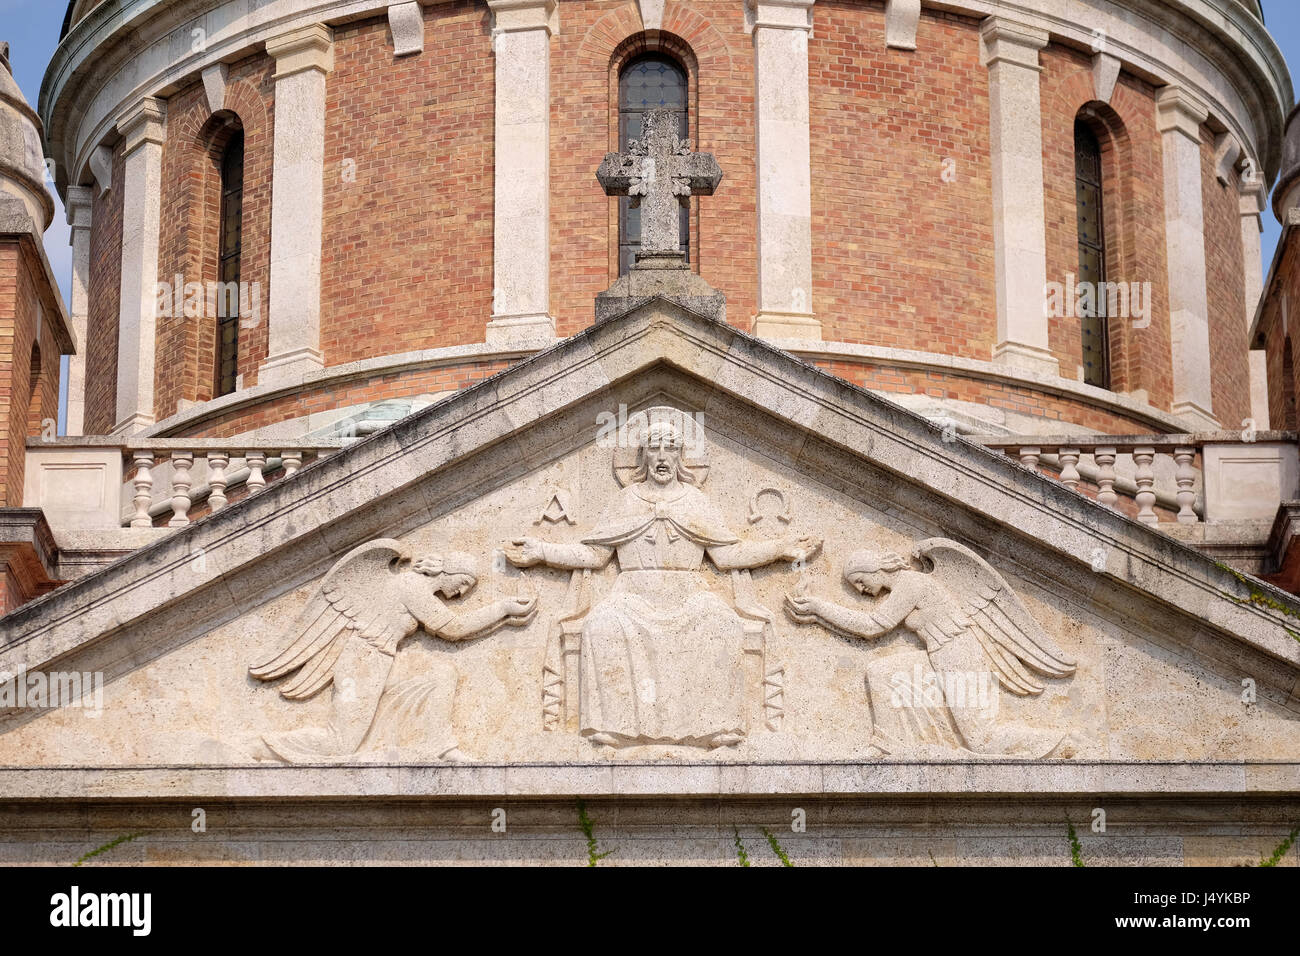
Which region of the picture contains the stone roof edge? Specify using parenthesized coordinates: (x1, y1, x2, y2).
(0, 760, 1295, 799)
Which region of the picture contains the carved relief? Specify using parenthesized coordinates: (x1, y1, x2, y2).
(249, 540, 535, 762)
(785, 538, 1076, 758)
(534, 463, 578, 527)
(505, 407, 819, 749)
(245, 408, 1079, 764)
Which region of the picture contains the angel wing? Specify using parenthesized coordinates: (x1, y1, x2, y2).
(913, 538, 1076, 696)
(249, 539, 418, 700)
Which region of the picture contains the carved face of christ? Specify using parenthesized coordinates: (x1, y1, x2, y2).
(638, 422, 685, 487)
(645, 437, 681, 486)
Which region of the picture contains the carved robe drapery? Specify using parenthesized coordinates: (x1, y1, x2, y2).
(578, 483, 747, 744)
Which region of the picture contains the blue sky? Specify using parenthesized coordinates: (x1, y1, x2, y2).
(1, 0, 1297, 342)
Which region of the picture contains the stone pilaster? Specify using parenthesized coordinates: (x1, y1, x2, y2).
(64, 185, 92, 436)
(260, 24, 333, 388)
(750, 0, 818, 341)
(485, 0, 557, 345)
(980, 18, 1055, 376)
(1156, 86, 1217, 430)
(112, 96, 166, 435)
(1241, 178, 1269, 429)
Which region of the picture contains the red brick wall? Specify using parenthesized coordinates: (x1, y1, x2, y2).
(320, 4, 495, 363)
(809, 4, 995, 355)
(1040, 46, 1173, 408)
(0, 240, 30, 506)
(551, 0, 757, 334)
(0, 238, 62, 507)
(85, 142, 123, 435)
(156, 52, 274, 414)
(1261, 235, 1299, 431)
(1201, 128, 1250, 429)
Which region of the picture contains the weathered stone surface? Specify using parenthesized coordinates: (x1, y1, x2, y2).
(1, 302, 1296, 773)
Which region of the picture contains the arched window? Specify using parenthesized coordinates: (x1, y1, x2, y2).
(1074, 120, 1109, 389)
(618, 55, 688, 275)
(216, 130, 244, 397)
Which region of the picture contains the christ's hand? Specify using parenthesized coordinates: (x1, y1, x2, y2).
(505, 538, 545, 568)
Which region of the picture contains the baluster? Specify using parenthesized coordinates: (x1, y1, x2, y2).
(1094, 446, 1118, 508)
(130, 452, 154, 528)
(281, 450, 303, 477)
(1173, 446, 1199, 524)
(169, 452, 194, 527)
(246, 452, 267, 492)
(1018, 446, 1042, 472)
(1058, 447, 1081, 491)
(208, 452, 229, 511)
(1133, 446, 1158, 524)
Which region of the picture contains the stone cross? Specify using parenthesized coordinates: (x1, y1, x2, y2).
(596, 108, 723, 265)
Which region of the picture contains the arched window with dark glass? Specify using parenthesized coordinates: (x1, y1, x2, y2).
(217, 130, 244, 397)
(1075, 120, 1109, 389)
(619, 55, 688, 275)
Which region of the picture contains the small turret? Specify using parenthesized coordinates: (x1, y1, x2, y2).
(0, 41, 54, 235)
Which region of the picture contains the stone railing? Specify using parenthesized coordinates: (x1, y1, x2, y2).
(23, 438, 351, 531)
(973, 432, 1299, 526)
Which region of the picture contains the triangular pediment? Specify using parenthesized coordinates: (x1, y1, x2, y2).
(1, 305, 1297, 792)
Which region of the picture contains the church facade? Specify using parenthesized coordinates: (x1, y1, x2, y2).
(0, 0, 1296, 864)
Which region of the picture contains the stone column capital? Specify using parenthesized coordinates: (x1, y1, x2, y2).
(64, 184, 93, 231)
(979, 17, 1049, 70)
(1156, 86, 1209, 141)
(747, 0, 815, 33)
(487, 0, 558, 36)
(115, 97, 166, 157)
(266, 23, 334, 78)
(1239, 179, 1266, 220)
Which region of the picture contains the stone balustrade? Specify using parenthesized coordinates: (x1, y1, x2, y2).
(23, 438, 350, 531)
(974, 431, 1299, 526)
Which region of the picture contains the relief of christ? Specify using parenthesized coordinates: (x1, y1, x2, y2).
(504, 412, 819, 749)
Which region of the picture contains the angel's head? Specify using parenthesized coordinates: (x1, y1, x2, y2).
(413, 551, 479, 598)
(843, 550, 908, 596)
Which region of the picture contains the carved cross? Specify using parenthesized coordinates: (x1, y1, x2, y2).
(596, 108, 723, 263)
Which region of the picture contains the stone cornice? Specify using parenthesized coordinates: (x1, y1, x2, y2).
(38, 0, 1294, 197)
(0, 761, 1297, 799)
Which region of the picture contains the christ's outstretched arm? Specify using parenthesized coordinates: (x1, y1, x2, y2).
(505, 537, 614, 571)
(709, 535, 821, 571)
